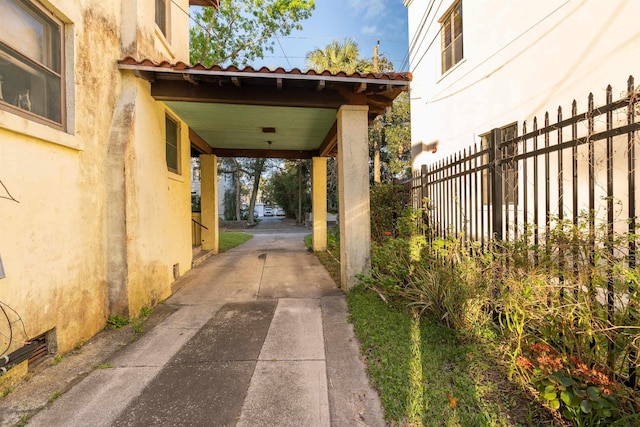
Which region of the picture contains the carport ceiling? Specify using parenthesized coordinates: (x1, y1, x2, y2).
(165, 102, 337, 155)
(118, 57, 411, 159)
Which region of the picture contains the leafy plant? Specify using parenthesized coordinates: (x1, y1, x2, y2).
(517, 343, 631, 426)
(358, 184, 640, 424)
(190, 0, 315, 67)
(48, 390, 61, 403)
(106, 315, 130, 330)
(138, 306, 152, 319)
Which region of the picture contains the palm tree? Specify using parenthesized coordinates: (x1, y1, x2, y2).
(305, 38, 365, 74)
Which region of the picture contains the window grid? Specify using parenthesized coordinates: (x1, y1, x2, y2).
(166, 115, 180, 174)
(440, 1, 463, 74)
(0, 0, 64, 128)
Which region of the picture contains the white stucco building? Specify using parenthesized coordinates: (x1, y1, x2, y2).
(406, 0, 640, 167)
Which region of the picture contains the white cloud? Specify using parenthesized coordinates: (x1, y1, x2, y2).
(347, 0, 385, 20)
(361, 25, 378, 35)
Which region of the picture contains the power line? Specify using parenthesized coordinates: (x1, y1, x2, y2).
(274, 35, 292, 69)
(408, 0, 444, 66)
(424, 0, 571, 103)
(399, 0, 438, 71)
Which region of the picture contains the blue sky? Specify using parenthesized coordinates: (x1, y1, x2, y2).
(255, 0, 410, 71)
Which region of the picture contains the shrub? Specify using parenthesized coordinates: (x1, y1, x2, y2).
(359, 189, 640, 423)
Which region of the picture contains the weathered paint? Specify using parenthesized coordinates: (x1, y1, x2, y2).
(337, 105, 371, 290)
(0, 0, 193, 366)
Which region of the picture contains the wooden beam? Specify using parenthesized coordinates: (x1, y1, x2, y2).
(355, 82, 367, 93)
(133, 70, 154, 82)
(231, 77, 241, 87)
(316, 80, 325, 92)
(189, 128, 213, 154)
(276, 78, 282, 90)
(182, 74, 198, 85)
(152, 79, 363, 109)
(318, 121, 337, 157)
(211, 148, 316, 159)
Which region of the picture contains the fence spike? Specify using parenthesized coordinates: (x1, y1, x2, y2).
(628, 75, 635, 93)
(572, 99, 577, 116)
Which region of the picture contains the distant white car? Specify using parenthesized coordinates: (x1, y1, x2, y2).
(275, 208, 285, 216)
(264, 207, 274, 216)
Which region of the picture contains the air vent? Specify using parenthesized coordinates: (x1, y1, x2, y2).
(27, 329, 55, 369)
(261, 127, 276, 133)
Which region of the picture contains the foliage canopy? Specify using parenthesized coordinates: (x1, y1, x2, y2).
(190, 0, 315, 66)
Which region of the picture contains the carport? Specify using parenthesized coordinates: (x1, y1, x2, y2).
(118, 57, 410, 289)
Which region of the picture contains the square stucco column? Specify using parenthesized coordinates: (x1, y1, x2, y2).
(200, 154, 219, 253)
(337, 105, 371, 290)
(312, 157, 328, 252)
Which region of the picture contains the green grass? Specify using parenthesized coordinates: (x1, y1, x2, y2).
(96, 363, 114, 369)
(304, 232, 341, 287)
(347, 287, 554, 426)
(219, 231, 253, 253)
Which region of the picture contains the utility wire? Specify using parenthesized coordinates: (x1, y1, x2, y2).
(424, 0, 571, 103)
(400, 0, 441, 71)
(0, 301, 30, 355)
(274, 35, 292, 69)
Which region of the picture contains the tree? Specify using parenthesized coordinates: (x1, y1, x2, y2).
(262, 160, 311, 221)
(190, 0, 315, 67)
(305, 38, 362, 74)
(369, 92, 411, 183)
(306, 38, 395, 74)
(219, 158, 272, 223)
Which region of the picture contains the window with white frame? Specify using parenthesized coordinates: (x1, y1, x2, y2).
(166, 114, 180, 174)
(440, 1, 463, 74)
(0, 0, 64, 127)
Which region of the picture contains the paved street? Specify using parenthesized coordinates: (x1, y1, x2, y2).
(18, 219, 384, 426)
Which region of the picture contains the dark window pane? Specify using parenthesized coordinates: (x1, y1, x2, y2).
(0, 0, 63, 125)
(0, 43, 61, 123)
(454, 36, 463, 64)
(166, 116, 179, 173)
(454, 4, 462, 37)
(443, 21, 452, 47)
(155, 0, 166, 34)
(441, 1, 463, 73)
(442, 47, 452, 73)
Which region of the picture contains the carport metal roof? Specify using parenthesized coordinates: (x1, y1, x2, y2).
(118, 57, 411, 159)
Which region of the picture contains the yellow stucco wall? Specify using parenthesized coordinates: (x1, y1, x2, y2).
(0, 0, 193, 360)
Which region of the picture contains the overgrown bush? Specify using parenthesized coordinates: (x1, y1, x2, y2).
(359, 197, 640, 424)
(370, 183, 410, 242)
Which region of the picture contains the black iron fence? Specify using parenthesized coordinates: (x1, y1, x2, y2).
(417, 75, 640, 248)
(413, 75, 640, 388)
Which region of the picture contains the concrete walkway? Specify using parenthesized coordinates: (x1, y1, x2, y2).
(25, 222, 385, 426)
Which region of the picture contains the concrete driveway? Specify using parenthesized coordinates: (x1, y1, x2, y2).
(21, 223, 384, 426)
